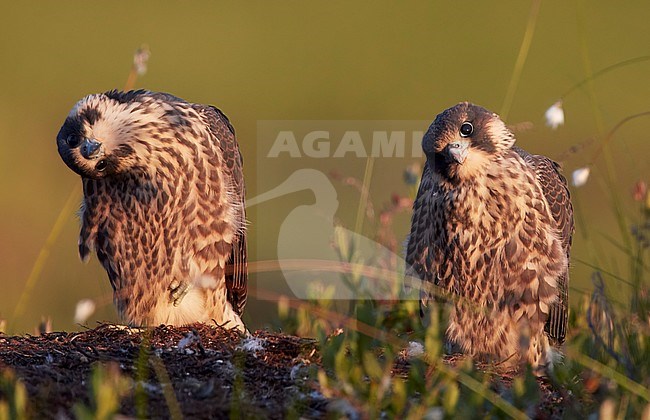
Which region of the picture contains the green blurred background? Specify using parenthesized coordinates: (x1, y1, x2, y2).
(1, 1, 649, 333)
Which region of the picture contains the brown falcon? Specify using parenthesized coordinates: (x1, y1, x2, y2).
(405, 102, 573, 372)
(57, 90, 248, 331)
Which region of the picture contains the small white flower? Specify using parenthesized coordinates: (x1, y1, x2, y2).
(74, 299, 96, 324)
(406, 341, 425, 358)
(545, 100, 565, 130)
(572, 167, 591, 187)
(133, 45, 151, 76)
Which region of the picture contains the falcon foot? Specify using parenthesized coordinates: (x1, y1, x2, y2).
(169, 279, 190, 306)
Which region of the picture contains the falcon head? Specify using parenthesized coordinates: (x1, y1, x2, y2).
(57, 90, 181, 179)
(422, 102, 515, 182)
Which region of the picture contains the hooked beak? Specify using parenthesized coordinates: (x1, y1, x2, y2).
(80, 138, 103, 160)
(446, 141, 470, 164)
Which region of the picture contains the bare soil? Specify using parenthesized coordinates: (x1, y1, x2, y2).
(0, 324, 323, 419)
(0, 323, 567, 418)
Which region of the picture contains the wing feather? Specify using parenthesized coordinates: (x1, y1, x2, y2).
(404, 163, 439, 313)
(80, 179, 122, 293)
(515, 147, 574, 344)
(200, 105, 248, 315)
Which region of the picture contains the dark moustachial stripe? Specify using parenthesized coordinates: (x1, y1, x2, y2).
(432, 151, 451, 178)
(473, 137, 496, 154)
(57, 116, 84, 142)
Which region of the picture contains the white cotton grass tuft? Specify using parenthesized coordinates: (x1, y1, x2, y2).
(133, 45, 151, 76)
(73, 299, 96, 324)
(572, 167, 591, 187)
(545, 100, 565, 130)
(406, 341, 425, 358)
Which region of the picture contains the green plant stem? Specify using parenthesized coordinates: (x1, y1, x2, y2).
(10, 184, 80, 331)
(15, 49, 145, 334)
(150, 356, 183, 419)
(560, 55, 650, 100)
(354, 156, 375, 236)
(566, 348, 650, 402)
(572, 191, 608, 271)
(435, 362, 528, 420)
(256, 287, 528, 419)
(587, 111, 650, 257)
(588, 111, 650, 166)
(574, 258, 635, 288)
(134, 332, 150, 418)
(123, 66, 138, 92)
(573, 0, 616, 273)
(500, 0, 542, 120)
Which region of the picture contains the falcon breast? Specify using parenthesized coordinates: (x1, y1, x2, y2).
(57, 90, 248, 331)
(405, 102, 573, 372)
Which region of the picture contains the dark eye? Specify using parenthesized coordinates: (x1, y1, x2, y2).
(66, 134, 80, 148)
(96, 159, 107, 172)
(460, 122, 473, 137)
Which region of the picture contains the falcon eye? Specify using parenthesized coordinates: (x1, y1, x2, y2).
(66, 134, 81, 148)
(96, 159, 107, 172)
(460, 122, 473, 137)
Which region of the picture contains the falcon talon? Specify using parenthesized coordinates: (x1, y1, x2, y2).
(169, 279, 180, 291)
(170, 282, 190, 306)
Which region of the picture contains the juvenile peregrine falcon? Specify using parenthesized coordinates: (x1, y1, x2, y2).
(57, 90, 248, 331)
(405, 102, 573, 372)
